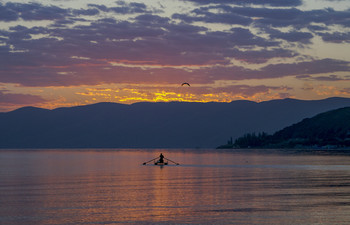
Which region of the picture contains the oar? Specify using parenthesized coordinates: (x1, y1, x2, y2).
(142, 157, 159, 165)
(164, 157, 180, 165)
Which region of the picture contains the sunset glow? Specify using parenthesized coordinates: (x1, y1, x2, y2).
(1, 0, 350, 111)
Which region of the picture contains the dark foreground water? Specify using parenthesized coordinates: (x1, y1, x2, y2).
(1, 149, 350, 225)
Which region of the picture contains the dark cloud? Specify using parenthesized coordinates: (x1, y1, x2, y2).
(319, 32, 350, 43)
(203, 59, 350, 81)
(180, 0, 302, 7)
(174, 5, 350, 44)
(229, 27, 278, 47)
(303, 8, 350, 28)
(0, 2, 19, 21)
(72, 8, 100, 16)
(174, 8, 252, 25)
(0, 13, 280, 72)
(257, 59, 350, 79)
(313, 75, 346, 81)
(185, 4, 350, 33)
(4, 2, 68, 21)
(0, 90, 47, 105)
(0, 1, 155, 22)
(307, 25, 328, 32)
(89, 2, 151, 15)
(296, 74, 350, 81)
(268, 29, 314, 43)
(135, 14, 171, 25)
(1, 55, 349, 87)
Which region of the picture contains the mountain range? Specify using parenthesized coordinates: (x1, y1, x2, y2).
(1, 97, 350, 148)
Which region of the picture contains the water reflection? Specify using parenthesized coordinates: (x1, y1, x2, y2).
(1, 149, 350, 224)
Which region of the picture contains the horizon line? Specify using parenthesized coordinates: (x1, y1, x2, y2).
(2, 96, 349, 113)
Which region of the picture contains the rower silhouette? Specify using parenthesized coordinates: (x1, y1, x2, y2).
(159, 153, 164, 163)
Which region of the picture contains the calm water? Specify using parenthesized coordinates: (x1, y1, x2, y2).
(1, 149, 350, 225)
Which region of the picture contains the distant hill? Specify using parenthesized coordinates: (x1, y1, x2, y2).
(231, 107, 350, 149)
(1, 97, 350, 148)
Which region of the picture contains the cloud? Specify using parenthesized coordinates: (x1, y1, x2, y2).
(174, 5, 350, 45)
(268, 29, 314, 43)
(301, 8, 350, 28)
(256, 59, 350, 79)
(0, 1, 156, 23)
(0, 2, 68, 21)
(72, 8, 100, 16)
(180, 0, 303, 7)
(0, 90, 47, 105)
(177, 5, 304, 26)
(319, 32, 350, 43)
(219, 5, 303, 21)
(88, 1, 153, 15)
(0, 2, 20, 21)
(227, 48, 298, 64)
(0, 19, 349, 91)
(173, 9, 252, 26)
(296, 74, 350, 81)
(0, 14, 281, 76)
(186, 4, 350, 33)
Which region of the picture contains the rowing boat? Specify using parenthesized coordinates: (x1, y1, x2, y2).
(143, 155, 179, 166)
(154, 161, 168, 166)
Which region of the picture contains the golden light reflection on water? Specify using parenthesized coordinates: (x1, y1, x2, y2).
(1, 149, 350, 224)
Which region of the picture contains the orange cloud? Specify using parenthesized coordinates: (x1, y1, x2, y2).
(73, 84, 291, 105)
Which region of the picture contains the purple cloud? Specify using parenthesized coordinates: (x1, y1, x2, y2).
(89, 1, 152, 15)
(0, 1, 155, 23)
(0, 15, 280, 72)
(0, 1, 349, 90)
(174, 9, 252, 26)
(0, 2, 19, 21)
(202, 59, 350, 82)
(296, 74, 350, 81)
(268, 29, 314, 43)
(227, 49, 298, 64)
(72, 8, 100, 16)
(187, 4, 350, 32)
(180, 0, 302, 7)
(3, 2, 68, 21)
(1, 57, 349, 87)
(319, 32, 350, 43)
(0, 90, 47, 105)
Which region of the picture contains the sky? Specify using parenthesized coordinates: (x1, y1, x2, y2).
(0, 0, 350, 111)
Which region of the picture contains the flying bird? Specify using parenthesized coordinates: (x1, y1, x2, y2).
(181, 82, 190, 86)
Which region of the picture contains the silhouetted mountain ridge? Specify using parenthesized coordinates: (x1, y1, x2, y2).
(232, 106, 350, 148)
(1, 97, 350, 148)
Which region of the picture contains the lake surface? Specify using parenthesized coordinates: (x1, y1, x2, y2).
(1, 149, 350, 224)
